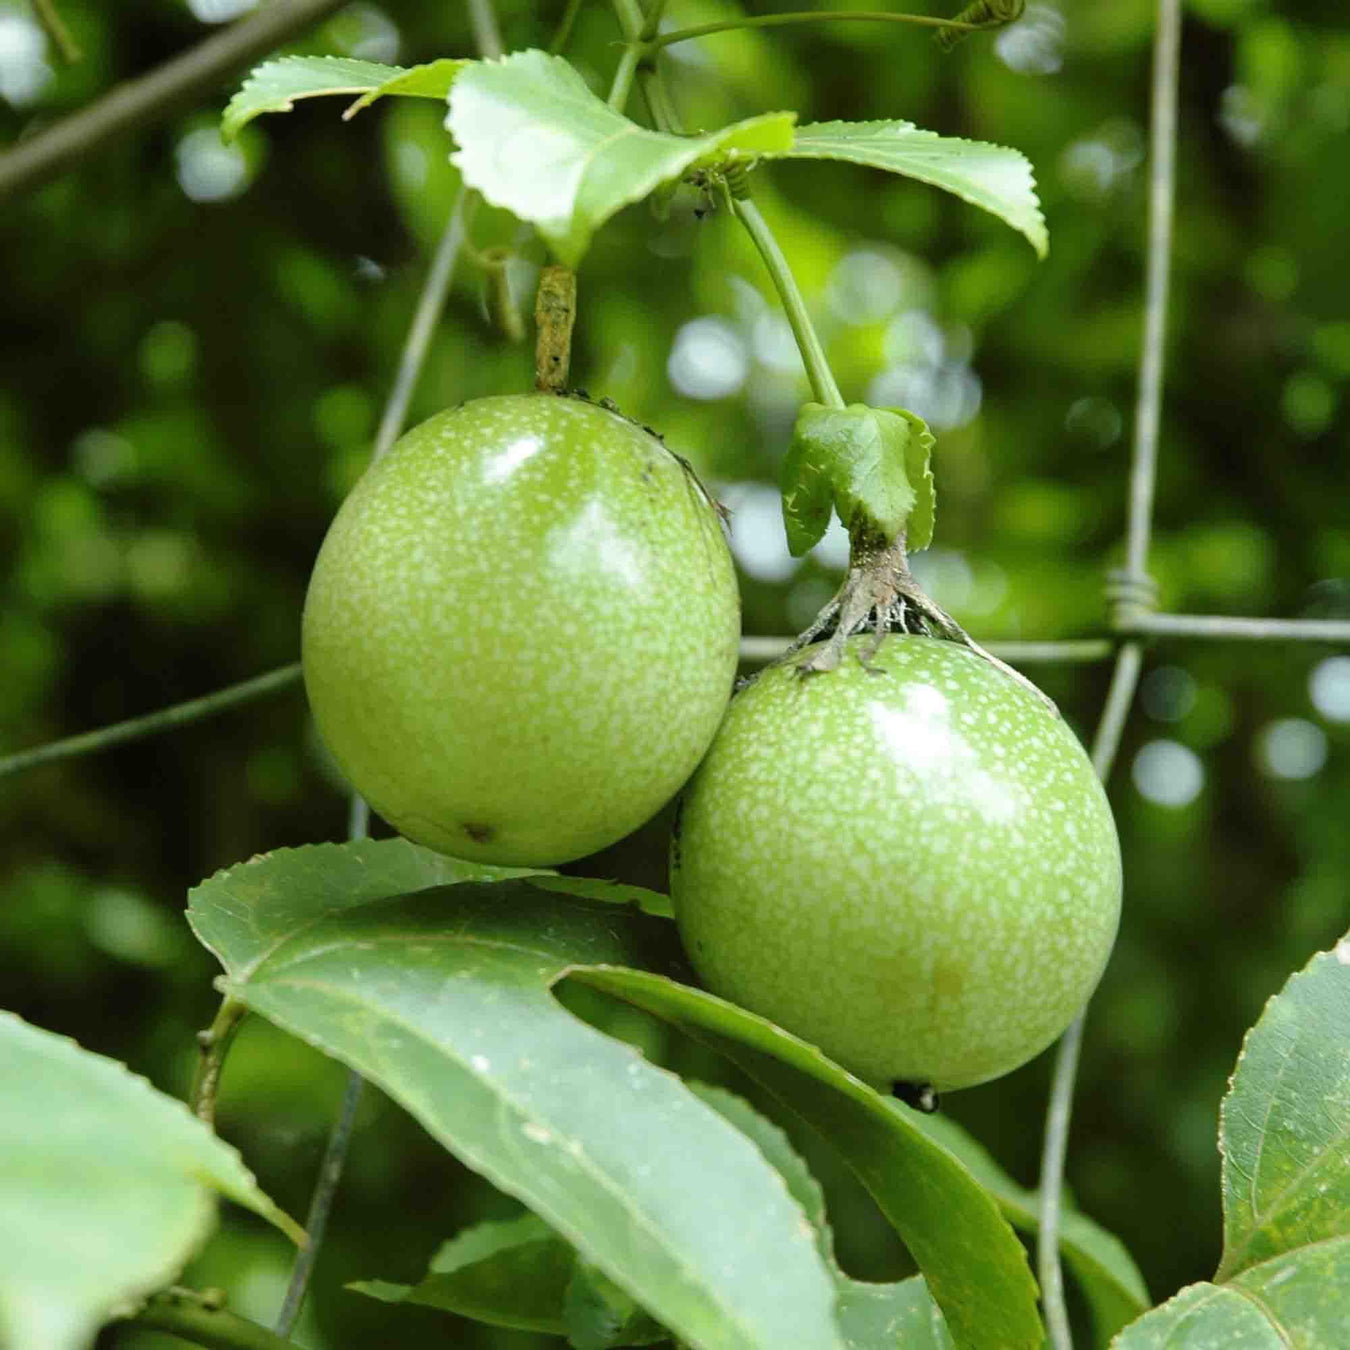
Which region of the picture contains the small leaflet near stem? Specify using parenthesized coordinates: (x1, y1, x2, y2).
(535, 265, 578, 392)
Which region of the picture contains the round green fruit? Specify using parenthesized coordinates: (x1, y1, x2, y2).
(302, 394, 740, 865)
(671, 635, 1121, 1092)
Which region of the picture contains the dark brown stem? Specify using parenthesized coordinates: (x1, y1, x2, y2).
(534, 265, 577, 392)
(0, 0, 349, 202)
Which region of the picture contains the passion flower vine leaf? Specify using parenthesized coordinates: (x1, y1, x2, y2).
(574, 966, 1044, 1350)
(761, 120, 1047, 259)
(341, 57, 467, 118)
(188, 840, 846, 1350)
(351, 1214, 582, 1336)
(447, 50, 795, 266)
(0, 1013, 301, 1350)
(355, 1083, 956, 1347)
(186, 836, 544, 976)
(221, 56, 467, 141)
(781, 403, 935, 556)
(688, 1084, 957, 1348)
(906, 1109, 1148, 1342)
(1113, 935, 1350, 1347)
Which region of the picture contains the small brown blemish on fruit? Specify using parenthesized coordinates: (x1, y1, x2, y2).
(463, 822, 495, 844)
(931, 957, 965, 1006)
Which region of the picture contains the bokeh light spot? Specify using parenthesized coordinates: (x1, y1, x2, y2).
(721, 482, 798, 582)
(1256, 719, 1327, 780)
(0, 11, 52, 107)
(668, 317, 748, 400)
(175, 128, 250, 203)
(1140, 666, 1197, 723)
(1132, 740, 1204, 808)
(1309, 656, 1350, 723)
(995, 4, 1064, 76)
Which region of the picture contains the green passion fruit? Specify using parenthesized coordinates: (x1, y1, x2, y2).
(671, 635, 1122, 1092)
(303, 394, 741, 865)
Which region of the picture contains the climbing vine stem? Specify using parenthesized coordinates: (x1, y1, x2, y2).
(190, 996, 247, 1127)
(649, 10, 982, 51)
(728, 189, 845, 410)
(1037, 0, 1182, 1345)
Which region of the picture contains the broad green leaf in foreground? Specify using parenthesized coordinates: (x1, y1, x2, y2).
(909, 1110, 1148, 1344)
(188, 841, 845, 1350)
(0, 1014, 301, 1350)
(356, 1084, 952, 1348)
(690, 1084, 955, 1349)
(187, 835, 543, 981)
(574, 967, 1043, 1350)
(447, 49, 795, 265)
(222, 56, 466, 141)
(780, 403, 935, 556)
(760, 121, 1047, 259)
(1114, 936, 1350, 1346)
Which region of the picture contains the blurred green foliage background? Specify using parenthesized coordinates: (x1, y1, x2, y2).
(2, 0, 1349, 1345)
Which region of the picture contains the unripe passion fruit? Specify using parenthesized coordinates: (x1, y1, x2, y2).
(302, 394, 741, 865)
(671, 635, 1121, 1092)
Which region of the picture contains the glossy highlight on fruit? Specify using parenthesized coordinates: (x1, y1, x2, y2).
(671, 635, 1122, 1092)
(302, 394, 741, 865)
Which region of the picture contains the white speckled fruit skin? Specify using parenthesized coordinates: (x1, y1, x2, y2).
(671, 635, 1122, 1091)
(302, 395, 740, 865)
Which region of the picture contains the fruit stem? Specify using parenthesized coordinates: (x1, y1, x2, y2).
(535, 265, 578, 392)
(727, 186, 845, 410)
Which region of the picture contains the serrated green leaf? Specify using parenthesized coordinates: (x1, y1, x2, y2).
(530, 874, 675, 920)
(1113, 1239, 1350, 1348)
(187, 835, 545, 980)
(898, 409, 937, 552)
(835, 1277, 955, 1349)
(689, 1084, 832, 1256)
(1113, 937, 1350, 1347)
(762, 120, 1047, 259)
(574, 967, 1043, 1350)
(189, 841, 845, 1350)
(222, 56, 465, 141)
(350, 1215, 573, 1334)
(355, 1081, 958, 1348)
(1218, 938, 1350, 1280)
(908, 1109, 1148, 1344)
(564, 1258, 666, 1349)
(223, 56, 410, 140)
(780, 410, 839, 556)
(342, 57, 468, 119)
(691, 1084, 957, 1347)
(0, 1013, 300, 1350)
(783, 403, 927, 555)
(446, 50, 794, 265)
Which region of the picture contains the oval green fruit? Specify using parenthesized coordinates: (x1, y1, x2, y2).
(671, 635, 1122, 1092)
(302, 394, 740, 865)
